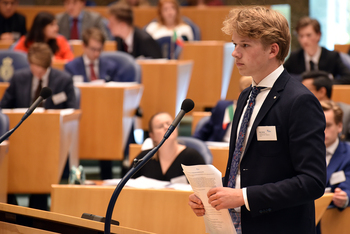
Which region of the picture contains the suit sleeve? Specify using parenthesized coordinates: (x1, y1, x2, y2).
(0, 77, 17, 108)
(63, 75, 76, 109)
(333, 52, 350, 84)
(246, 93, 327, 217)
(142, 37, 162, 59)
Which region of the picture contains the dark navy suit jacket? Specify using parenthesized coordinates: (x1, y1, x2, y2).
(327, 140, 350, 209)
(0, 68, 76, 109)
(193, 100, 233, 142)
(224, 70, 327, 233)
(65, 56, 118, 82)
(284, 47, 350, 84)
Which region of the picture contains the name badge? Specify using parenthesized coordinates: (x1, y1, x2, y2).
(52, 92, 67, 105)
(256, 126, 277, 141)
(329, 170, 346, 185)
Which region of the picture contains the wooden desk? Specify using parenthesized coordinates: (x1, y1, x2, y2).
(129, 143, 229, 175)
(0, 203, 151, 234)
(77, 83, 143, 160)
(0, 141, 9, 203)
(51, 185, 205, 234)
(334, 44, 350, 53)
(321, 206, 350, 234)
(137, 60, 192, 130)
(332, 85, 350, 104)
(3, 109, 81, 194)
(180, 41, 235, 110)
(0, 40, 14, 50)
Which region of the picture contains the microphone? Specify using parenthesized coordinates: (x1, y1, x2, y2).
(22, 87, 52, 121)
(164, 99, 195, 139)
(0, 87, 52, 144)
(103, 99, 195, 234)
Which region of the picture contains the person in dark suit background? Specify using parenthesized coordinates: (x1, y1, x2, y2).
(284, 16, 350, 84)
(0, 0, 26, 41)
(301, 70, 350, 141)
(56, 0, 108, 40)
(189, 6, 326, 234)
(65, 27, 122, 82)
(1, 42, 76, 110)
(2, 42, 75, 211)
(107, 2, 162, 59)
(317, 101, 350, 234)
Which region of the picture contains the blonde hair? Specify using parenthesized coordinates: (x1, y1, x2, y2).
(320, 101, 343, 125)
(222, 6, 290, 63)
(27, 43, 52, 68)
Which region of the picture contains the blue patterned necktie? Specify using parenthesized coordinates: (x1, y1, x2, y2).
(228, 86, 263, 188)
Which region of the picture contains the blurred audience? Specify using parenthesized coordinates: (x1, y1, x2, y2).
(284, 16, 350, 84)
(0, 0, 26, 41)
(193, 76, 252, 142)
(132, 112, 205, 182)
(181, 0, 223, 6)
(111, 0, 150, 7)
(145, 0, 193, 41)
(301, 70, 350, 141)
(65, 27, 122, 82)
(3, 43, 76, 211)
(57, 0, 108, 40)
(14, 11, 74, 61)
(108, 2, 162, 59)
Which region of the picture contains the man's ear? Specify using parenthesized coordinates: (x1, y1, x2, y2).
(269, 43, 279, 59)
(318, 87, 327, 98)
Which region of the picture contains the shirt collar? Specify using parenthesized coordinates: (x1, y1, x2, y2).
(82, 54, 99, 66)
(252, 65, 284, 89)
(327, 137, 339, 156)
(33, 67, 50, 83)
(304, 46, 322, 63)
(69, 11, 84, 21)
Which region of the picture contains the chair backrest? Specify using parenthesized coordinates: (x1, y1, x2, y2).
(193, 115, 210, 136)
(177, 136, 213, 164)
(100, 51, 142, 83)
(0, 50, 29, 82)
(340, 52, 350, 71)
(0, 112, 9, 137)
(74, 86, 81, 109)
(182, 16, 201, 41)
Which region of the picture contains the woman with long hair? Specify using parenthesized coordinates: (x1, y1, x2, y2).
(14, 11, 74, 61)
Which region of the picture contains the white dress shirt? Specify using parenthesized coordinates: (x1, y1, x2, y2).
(124, 28, 134, 53)
(83, 55, 99, 81)
(304, 46, 322, 71)
(234, 65, 284, 212)
(31, 68, 50, 103)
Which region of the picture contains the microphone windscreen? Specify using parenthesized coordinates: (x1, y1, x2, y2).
(40, 87, 52, 99)
(181, 99, 195, 113)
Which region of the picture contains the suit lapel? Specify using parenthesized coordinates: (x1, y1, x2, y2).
(78, 57, 88, 82)
(327, 141, 345, 184)
(318, 47, 327, 70)
(244, 71, 289, 154)
(80, 10, 89, 37)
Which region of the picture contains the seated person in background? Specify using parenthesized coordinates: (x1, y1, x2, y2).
(3, 42, 75, 211)
(132, 112, 205, 182)
(301, 70, 350, 141)
(145, 0, 194, 41)
(0, 0, 26, 41)
(14, 12, 74, 61)
(284, 16, 350, 84)
(111, 0, 150, 7)
(181, 0, 223, 6)
(1, 42, 76, 109)
(321, 101, 350, 208)
(193, 76, 252, 142)
(56, 0, 108, 40)
(108, 3, 162, 59)
(65, 27, 122, 82)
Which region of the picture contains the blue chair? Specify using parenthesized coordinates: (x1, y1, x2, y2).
(182, 16, 201, 41)
(101, 51, 142, 83)
(0, 50, 29, 82)
(177, 136, 213, 164)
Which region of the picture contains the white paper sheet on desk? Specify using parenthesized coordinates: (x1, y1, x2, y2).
(182, 164, 236, 234)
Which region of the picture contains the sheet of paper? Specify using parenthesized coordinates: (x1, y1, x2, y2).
(182, 164, 236, 234)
